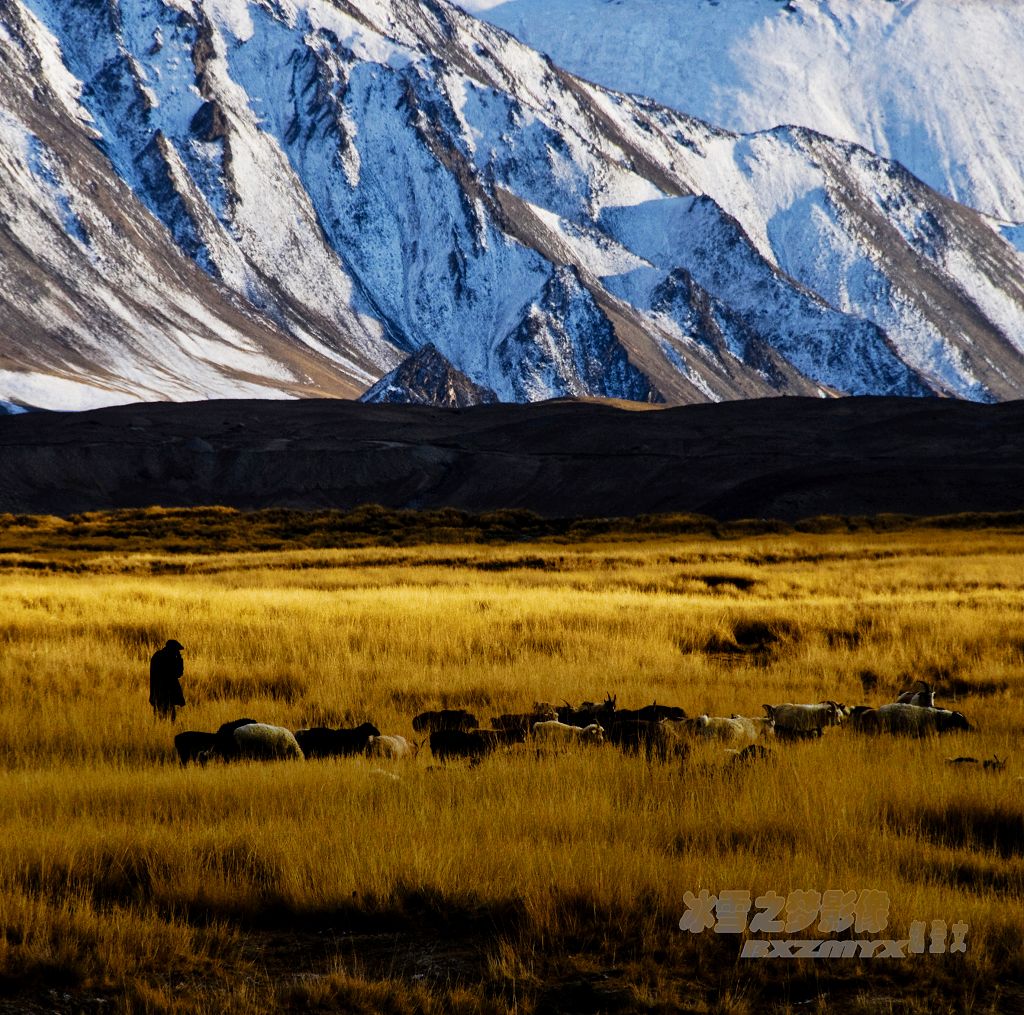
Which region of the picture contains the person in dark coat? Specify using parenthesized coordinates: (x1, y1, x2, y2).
(150, 639, 186, 722)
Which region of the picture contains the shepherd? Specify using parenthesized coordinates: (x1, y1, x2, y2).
(150, 639, 186, 722)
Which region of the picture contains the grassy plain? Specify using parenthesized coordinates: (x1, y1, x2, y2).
(0, 512, 1022, 1013)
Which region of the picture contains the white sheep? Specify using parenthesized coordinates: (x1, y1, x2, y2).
(666, 715, 771, 745)
(762, 702, 843, 739)
(682, 716, 748, 743)
(729, 715, 776, 741)
(365, 734, 413, 760)
(866, 703, 972, 736)
(229, 723, 304, 761)
(532, 720, 605, 746)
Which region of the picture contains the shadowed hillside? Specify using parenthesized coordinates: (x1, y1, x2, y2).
(1, 396, 1023, 519)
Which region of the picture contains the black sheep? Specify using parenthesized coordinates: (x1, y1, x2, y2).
(429, 727, 525, 762)
(294, 722, 381, 759)
(173, 731, 217, 766)
(412, 709, 479, 733)
(613, 703, 687, 723)
(608, 720, 686, 762)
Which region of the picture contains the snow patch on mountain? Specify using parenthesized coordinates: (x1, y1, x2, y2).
(207, 0, 255, 42)
(1002, 225, 1024, 256)
(9, 2, 94, 129)
(527, 203, 652, 278)
(0, 109, 89, 256)
(0, 371, 139, 412)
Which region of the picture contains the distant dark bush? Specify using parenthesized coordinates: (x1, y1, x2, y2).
(716, 518, 792, 537)
(794, 515, 853, 534)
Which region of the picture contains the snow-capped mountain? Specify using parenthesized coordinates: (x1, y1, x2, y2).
(361, 343, 497, 406)
(2, 0, 1024, 410)
(481, 0, 1024, 231)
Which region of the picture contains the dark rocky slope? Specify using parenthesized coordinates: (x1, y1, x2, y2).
(361, 345, 498, 407)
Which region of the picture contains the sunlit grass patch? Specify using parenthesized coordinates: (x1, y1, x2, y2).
(0, 526, 1021, 1010)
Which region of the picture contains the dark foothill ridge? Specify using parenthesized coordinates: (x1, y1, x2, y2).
(0, 395, 1021, 520)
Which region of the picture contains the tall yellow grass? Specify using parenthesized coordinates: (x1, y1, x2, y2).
(0, 528, 1021, 1012)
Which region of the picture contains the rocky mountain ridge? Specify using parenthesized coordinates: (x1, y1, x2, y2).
(1, 0, 1022, 409)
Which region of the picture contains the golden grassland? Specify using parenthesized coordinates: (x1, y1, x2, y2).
(0, 519, 1022, 1013)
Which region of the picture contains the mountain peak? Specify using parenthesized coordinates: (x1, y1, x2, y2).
(360, 344, 499, 408)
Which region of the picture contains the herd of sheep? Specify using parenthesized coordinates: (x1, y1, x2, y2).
(172, 680, 978, 767)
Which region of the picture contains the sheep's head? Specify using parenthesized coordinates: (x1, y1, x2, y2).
(822, 701, 843, 724)
(946, 711, 973, 733)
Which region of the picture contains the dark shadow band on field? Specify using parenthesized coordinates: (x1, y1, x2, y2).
(6, 866, 1007, 1015)
(2, 504, 1024, 559)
